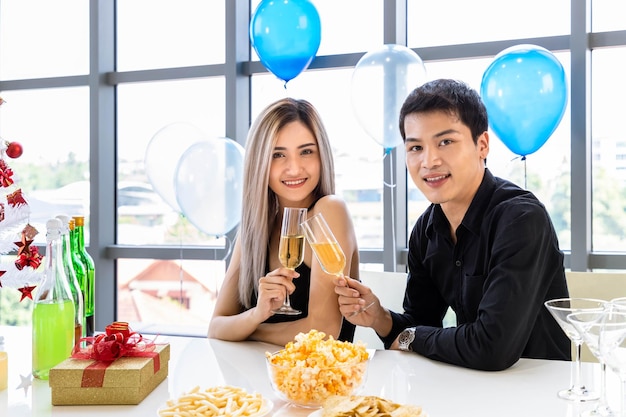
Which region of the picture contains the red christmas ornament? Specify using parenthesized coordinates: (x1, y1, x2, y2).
(0, 160, 14, 188)
(14, 232, 33, 256)
(0, 270, 5, 287)
(7, 188, 26, 206)
(18, 284, 37, 301)
(6, 141, 23, 159)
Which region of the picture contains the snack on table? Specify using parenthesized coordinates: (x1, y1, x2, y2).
(266, 329, 370, 407)
(158, 385, 271, 417)
(322, 395, 426, 417)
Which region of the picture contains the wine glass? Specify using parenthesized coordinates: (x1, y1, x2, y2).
(598, 311, 626, 417)
(301, 213, 374, 317)
(272, 207, 307, 315)
(610, 297, 626, 312)
(545, 297, 606, 401)
(568, 310, 614, 417)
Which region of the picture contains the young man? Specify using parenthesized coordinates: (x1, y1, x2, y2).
(336, 79, 570, 371)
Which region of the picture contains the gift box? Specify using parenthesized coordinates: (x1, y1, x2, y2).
(49, 342, 170, 405)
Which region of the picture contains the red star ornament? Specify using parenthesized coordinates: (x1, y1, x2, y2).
(18, 285, 37, 301)
(15, 232, 33, 256)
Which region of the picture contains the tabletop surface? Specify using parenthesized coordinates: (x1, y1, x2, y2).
(0, 325, 619, 417)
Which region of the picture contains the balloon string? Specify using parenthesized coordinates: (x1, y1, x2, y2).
(382, 150, 397, 272)
(213, 234, 233, 298)
(178, 213, 184, 308)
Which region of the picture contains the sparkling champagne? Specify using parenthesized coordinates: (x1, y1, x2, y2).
(310, 242, 346, 276)
(279, 235, 305, 269)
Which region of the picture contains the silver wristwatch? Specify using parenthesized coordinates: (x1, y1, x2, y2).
(398, 327, 416, 351)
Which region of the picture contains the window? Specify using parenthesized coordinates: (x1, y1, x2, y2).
(1, 1, 625, 332)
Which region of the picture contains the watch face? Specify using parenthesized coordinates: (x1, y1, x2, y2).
(399, 328, 415, 351)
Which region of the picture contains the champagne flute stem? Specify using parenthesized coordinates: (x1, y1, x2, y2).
(574, 341, 584, 392)
(599, 362, 608, 410)
(619, 375, 626, 417)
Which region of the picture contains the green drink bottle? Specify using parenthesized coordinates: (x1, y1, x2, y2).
(56, 214, 85, 342)
(69, 218, 87, 333)
(72, 216, 95, 336)
(32, 218, 75, 380)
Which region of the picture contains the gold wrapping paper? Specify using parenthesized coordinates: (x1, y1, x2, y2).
(49, 343, 170, 405)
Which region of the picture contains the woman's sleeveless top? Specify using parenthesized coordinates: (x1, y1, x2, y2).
(250, 262, 355, 342)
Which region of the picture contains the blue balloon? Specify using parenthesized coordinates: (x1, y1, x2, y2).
(480, 44, 568, 157)
(250, 0, 321, 83)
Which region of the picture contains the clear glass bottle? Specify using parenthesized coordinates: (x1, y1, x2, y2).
(32, 218, 75, 380)
(56, 214, 85, 342)
(72, 216, 95, 336)
(0, 335, 7, 391)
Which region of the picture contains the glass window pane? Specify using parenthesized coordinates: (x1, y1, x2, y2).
(591, 48, 626, 252)
(592, 0, 626, 32)
(0, 0, 89, 80)
(408, 53, 571, 251)
(116, 0, 224, 71)
(252, 69, 385, 249)
(117, 258, 223, 335)
(0, 87, 90, 245)
(117, 78, 226, 245)
(408, 0, 570, 48)
(250, 0, 383, 61)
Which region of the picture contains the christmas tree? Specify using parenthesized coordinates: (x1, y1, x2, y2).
(0, 96, 44, 302)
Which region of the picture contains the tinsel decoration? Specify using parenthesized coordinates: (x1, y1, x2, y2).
(0, 96, 44, 300)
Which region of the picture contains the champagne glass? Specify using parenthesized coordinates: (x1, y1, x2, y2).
(301, 213, 374, 317)
(568, 310, 614, 417)
(598, 311, 626, 417)
(611, 297, 626, 312)
(272, 207, 307, 315)
(545, 297, 606, 401)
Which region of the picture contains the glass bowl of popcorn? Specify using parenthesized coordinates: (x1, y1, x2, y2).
(265, 330, 370, 408)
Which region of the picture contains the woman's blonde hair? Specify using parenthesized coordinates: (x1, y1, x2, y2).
(238, 98, 335, 308)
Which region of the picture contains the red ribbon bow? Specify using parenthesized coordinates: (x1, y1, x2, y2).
(72, 321, 155, 361)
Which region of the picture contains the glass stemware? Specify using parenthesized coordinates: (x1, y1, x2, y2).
(598, 311, 626, 417)
(301, 213, 373, 317)
(545, 297, 606, 401)
(611, 298, 626, 312)
(568, 310, 614, 417)
(272, 207, 307, 315)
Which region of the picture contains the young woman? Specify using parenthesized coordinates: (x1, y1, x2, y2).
(208, 98, 359, 346)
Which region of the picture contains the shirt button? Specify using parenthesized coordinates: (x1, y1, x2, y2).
(455, 260, 462, 267)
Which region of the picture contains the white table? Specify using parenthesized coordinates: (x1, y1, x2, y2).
(0, 325, 620, 416)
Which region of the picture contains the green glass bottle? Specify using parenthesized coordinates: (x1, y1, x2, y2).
(56, 214, 85, 342)
(72, 216, 95, 336)
(69, 218, 87, 334)
(32, 218, 75, 380)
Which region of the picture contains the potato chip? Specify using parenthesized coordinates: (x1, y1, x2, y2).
(321, 395, 426, 417)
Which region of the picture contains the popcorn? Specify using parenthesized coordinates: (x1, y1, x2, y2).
(266, 330, 369, 406)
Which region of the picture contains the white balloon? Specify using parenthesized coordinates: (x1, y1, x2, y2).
(144, 123, 206, 212)
(174, 138, 245, 236)
(351, 44, 427, 151)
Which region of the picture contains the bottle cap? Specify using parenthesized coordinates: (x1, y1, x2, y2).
(46, 218, 63, 240)
(55, 215, 70, 234)
(46, 218, 63, 230)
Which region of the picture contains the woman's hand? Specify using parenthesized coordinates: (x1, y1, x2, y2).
(255, 267, 300, 320)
